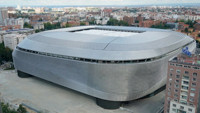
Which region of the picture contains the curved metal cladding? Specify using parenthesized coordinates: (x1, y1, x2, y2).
(12, 26, 196, 101)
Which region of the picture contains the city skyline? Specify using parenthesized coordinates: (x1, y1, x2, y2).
(1, 0, 200, 6)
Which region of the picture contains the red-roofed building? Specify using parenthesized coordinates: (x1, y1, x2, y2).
(178, 22, 189, 31)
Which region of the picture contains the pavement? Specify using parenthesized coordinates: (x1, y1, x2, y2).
(0, 70, 165, 113)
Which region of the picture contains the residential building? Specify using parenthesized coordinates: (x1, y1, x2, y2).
(123, 16, 134, 26)
(194, 23, 200, 31)
(3, 34, 26, 50)
(33, 23, 44, 30)
(164, 52, 200, 113)
(0, 8, 8, 26)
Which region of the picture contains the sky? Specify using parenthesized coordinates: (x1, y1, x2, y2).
(1, 0, 200, 6)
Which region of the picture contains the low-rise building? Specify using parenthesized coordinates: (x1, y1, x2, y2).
(33, 23, 44, 30)
(194, 23, 200, 31)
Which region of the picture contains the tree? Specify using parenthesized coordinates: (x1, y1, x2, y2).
(107, 18, 119, 26)
(44, 22, 53, 30)
(151, 23, 170, 29)
(17, 105, 26, 113)
(0, 43, 13, 64)
(185, 28, 188, 33)
(1, 102, 26, 113)
(118, 20, 128, 26)
(65, 23, 71, 28)
(39, 18, 43, 21)
(80, 22, 86, 26)
(1, 102, 18, 113)
(107, 18, 129, 26)
(44, 22, 61, 30)
(23, 22, 32, 28)
(35, 29, 40, 33)
(135, 20, 139, 23)
(89, 20, 95, 25)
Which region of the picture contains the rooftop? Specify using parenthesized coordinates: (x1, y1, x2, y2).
(18, 26, 194, 61)
(170, 53, 200, 66)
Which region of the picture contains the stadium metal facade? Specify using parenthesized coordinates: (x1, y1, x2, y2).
(12, 26, 196, 109)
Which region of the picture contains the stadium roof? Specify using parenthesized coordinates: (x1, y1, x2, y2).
(18, 26, 194, 60)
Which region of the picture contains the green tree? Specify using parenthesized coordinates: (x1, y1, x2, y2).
(44, 22, 61, 30)
(151, 23, 170, 29)
(1, 102, 26, 113)
(0, 43, 13, 64)
(1, 102, 18, 113)
(65, 23, 71, 28)
(198, 33, 200, 37)
(39, 18, 43, 21)
(118, 20, 128, 26)
(135, 20, 139, 23)
(23, 22, 32, 28)
(185, 28, 188, 33)
(80, 22, 86, 26)
(107, 18, 119, 26)
(89, 19, 95, 25)
(35, 29, 40, 33)
(17, 105, 26, 113)
(44, 22, 53, 30)
(107, 18, 129, 26)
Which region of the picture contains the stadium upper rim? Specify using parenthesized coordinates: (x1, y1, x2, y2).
(17, 26, 195, 61)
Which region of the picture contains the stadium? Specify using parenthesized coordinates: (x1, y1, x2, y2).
(12, 26, 196, 109)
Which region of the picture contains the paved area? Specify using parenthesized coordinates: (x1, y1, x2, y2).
(0, 70, 165, 113)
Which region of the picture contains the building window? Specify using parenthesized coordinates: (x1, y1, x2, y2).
(169, 73, 173, 77)
(182, 75, 189, 80)
(192, 78, 196, 82)
(172, 108, 176, 112)
(193, 67, 200, 70)
(176, 80, 179, 83)
(170, 63, 174, 66)
(188, 108, 192, 112)
(181, 95, 187, 100)
(185, 71, 189, 74)
(191, 88, 195, 92)
(193, 73, 197, 77)
(189, 98, 194, 102)
(169, 78, 172, 82)
(191, 83, 196, 87)
(174, 89, 178, 93)
(182, 86, 188, 90)
(170, 68, 174, 72)
(176, 70, 181, 73)
(174, 94, 178, 98)
(174, 99, 178, 102)
(176, 64, 183, 67)
(181, 91, 188, 96)
(168, 88, 171, 91)
(180, 106, 184, 109)
(190, 93, 195, 97)
(180, 100, 187, 105)
(183, 81, 189, 85)
(168, 92, 171, 96)
(169, 83, 172, 87)
(175, 84, 179, 88)
(173, 104, 176, 107)
(176, 75, 180, 78)
(189, 103, 193, 106)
